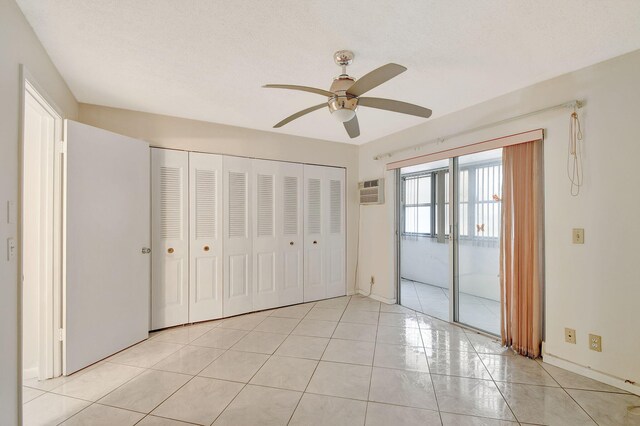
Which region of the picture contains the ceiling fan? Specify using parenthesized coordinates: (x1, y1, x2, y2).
(263, 50, 432, 138)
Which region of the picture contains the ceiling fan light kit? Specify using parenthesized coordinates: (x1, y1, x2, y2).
(264, 50, 433, 138)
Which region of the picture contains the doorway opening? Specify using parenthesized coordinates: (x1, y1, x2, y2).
(21, 70, 64, 386)
(398, 149, 503, 335)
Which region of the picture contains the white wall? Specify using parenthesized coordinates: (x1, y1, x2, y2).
(0, 0, 78, 423)
(78, 104, 360, 297)
(359, 49, 640, 390)
(401, 237, 499, 301)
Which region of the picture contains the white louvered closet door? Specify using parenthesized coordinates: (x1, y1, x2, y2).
(279, 162, 304, 305)
(303, 165, 326, 302)
(151, 148, 189, 329)
(325, 167, 346, 298)
(223, 156, 253, 316)
(189, 152, 223, 322)
(252, 159, 279, 310)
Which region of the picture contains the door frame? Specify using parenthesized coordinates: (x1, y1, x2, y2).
(395, 156, 497, 333)
(19, 65, 65, 382)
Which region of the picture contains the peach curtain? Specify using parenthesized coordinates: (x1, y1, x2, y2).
(500, 140, 544, 358)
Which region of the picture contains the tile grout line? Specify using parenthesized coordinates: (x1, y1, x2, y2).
(416, 312, 445, 426)
(48, 358, 155, 426)
(475, 342, 520, 423)
(208, 302, 318, 424)
(363, 301, 382, 425)
(536, 362, 600, 425)
(28, 295, 625, 425)
(285, 296, 350, 425)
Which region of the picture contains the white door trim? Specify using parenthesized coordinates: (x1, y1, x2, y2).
(19, 65, 64, 382)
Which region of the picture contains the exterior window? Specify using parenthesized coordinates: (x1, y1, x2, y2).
(403, 174, 431, 235)
(402, 160, 501, 240)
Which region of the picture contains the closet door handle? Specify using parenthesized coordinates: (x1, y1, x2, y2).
(167, 248, 175, 254)
(313, 240, 318, 245)
(289, 241, 294, 246)
(204, 245, 210, 252)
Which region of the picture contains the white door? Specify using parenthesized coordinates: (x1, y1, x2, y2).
(151, 148, 189, 329)
(325, 167, 346, 298)
(252, 159, 279, 310)
(303, 165, 326, 302)
(223, 156, 253, 316)
(280, 162, 304, 305)
(189, 152, 223, 322)
(64, 120, 150, 375)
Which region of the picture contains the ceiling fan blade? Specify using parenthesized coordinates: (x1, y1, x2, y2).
(358, 97, 432, 118)
(347, 63, 407, 97)
(343, 115, 360, 138)
(263, 84, 335, 98)
(273, 103, 326, 128)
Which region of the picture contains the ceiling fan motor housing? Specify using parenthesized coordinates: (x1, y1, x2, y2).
(329, 75, 358, 115)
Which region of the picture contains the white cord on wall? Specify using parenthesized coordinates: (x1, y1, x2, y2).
(568, 110, 584, 196)
(354, 203, 374, 297)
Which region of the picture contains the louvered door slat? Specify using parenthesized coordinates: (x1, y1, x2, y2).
(224, 156, 253, 316)
(160, 167, 182, 239)
(189, 153, 223, 323)
(152, 149, 189, 330)
(228, 171, 247, 238)
(330, 179, 342, 234)
(257, 174, 274, 237)
(195, 169, 217, 239)
(283, 176, 298, 235)
(307, 178, 321, 235)
(325, 168, 346, 298)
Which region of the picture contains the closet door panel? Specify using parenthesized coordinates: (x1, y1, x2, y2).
(189, 152, 223, 322)
(252, 159, 279, 310)
(152, 148, 189, 329)
(303, 165, 326, 302)
(223, 156, 253, 316)
(280, 163, 304, 305)
(325, 167, 346, 298)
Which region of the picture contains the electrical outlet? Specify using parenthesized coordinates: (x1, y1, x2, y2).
(370, 276, 375, 285)
(565, 328, 576, 344)
(572, 228, 584, 244)
(589, 334, 602, 352)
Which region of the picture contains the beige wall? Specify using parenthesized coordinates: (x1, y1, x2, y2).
(0, 0, 78, 423)
(78, 103, 360, 296)
(358, 49, 640, 392)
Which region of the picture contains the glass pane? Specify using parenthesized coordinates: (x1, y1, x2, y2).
(417, 175, 431, 204)
(405, 206, 417, 233)
(400, 160, 449, 322)
(417, 206, 431, 234)
(456, 148, 502, 335)
(405, 178, 417, 205)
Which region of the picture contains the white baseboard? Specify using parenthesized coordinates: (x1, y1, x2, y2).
(23, 367, 39, 381)
(542, 352, 640, 396)
(356, 289, 396, 304)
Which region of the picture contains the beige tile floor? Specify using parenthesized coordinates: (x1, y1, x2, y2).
(22, 295, 640, 425)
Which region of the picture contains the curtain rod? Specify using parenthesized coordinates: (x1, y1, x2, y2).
(373, 99, 584, 161)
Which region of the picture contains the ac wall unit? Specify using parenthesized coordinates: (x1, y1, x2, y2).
(359, 178, 385, 205)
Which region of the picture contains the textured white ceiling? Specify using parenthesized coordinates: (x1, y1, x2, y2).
(16, 0, 640, 144)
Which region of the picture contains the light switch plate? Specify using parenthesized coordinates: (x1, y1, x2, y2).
(7, 237, 16, 261)
(572, 228, 584, 244)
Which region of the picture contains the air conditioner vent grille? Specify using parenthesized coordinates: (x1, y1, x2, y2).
(359, 178, 385, 205)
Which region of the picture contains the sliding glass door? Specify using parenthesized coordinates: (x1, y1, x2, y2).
(453, 149, 502, 334)
(398, 149, 503, 335)
(398, 159, 450, 321)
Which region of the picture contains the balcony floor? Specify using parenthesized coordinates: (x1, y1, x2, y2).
(400, 279, 500, 335)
